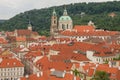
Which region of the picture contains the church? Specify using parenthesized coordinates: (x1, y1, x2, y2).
(50, 8, 73, 36)
(50, 8, 118, 42)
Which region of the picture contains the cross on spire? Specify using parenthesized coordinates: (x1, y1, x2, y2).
(63, 6, 68, 16)
(52, 8, 56, 16)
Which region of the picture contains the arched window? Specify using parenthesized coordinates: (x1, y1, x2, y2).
(54, 20, 56, 24)
(67, 24, 68, 29)
(62, 24, 65, 30)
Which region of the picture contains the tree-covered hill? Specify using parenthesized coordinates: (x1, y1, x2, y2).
(0, 20, 6, 23)
(1, 1, 120, 36)
(0, 20, 6, 27)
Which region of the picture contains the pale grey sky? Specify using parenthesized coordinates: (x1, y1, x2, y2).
(0, 0, 116, 19)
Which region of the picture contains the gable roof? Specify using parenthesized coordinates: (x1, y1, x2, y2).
(74, 25, 95, 32)
(0, 37, 7, 44)
(17, 29, 31, 36)
(0, 58, 24, 68)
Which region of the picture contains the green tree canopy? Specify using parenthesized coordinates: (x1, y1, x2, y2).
(92, 70, 110, 80)
(1, 1, 120, 36)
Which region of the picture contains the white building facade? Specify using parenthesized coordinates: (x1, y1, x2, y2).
(0, 58, 24, 80)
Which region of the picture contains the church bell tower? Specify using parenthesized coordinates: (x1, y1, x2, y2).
(50, 9, 58, 36)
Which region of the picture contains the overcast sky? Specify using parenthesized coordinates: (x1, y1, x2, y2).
(0, 0, 116, 19)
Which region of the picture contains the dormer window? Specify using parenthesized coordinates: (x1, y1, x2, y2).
(7, 63, 9, 66)
(14, 62, 16, 65)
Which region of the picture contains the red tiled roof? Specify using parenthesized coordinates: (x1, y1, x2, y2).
(20, 72, 81, 80)
(0, 37, 7, 44)
(50, 55, 70, 62)
(96, 64, 120, 79)
(71, 53, 89, 61)
(38, 36, 47, 41)
(0, 54, 14, 59)
(32, 31, 39, 35)
(81, 62, 120, 79)
(88, 42, 117, 57)
(12, 47, 23, 53)
(17, 29, 31, 36)
(60, 29, 118, 36)
(26, 38, 36, 41)
(36, 56, 50, 70)
(74, 25, 95, 32)
(51, 42, 94, 52)
(6, 31, 14, 36)
(12, 47, 29, 53)
(25, 50, 42, 60)
(50, 62, 73, 71)
(83, 63, 96, 76)
(93, 51, 116, 57)
(0, 58, 24, 68)
(16, 36, 26, 42)
(109, 12, 116, 17)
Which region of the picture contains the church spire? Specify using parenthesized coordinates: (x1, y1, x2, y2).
(28, 20, 32, 27)
(28, 20, 32, 31)
(63, 7, 68, 16)
(50, 8, 58, 36)
(52, 8, 56, 16)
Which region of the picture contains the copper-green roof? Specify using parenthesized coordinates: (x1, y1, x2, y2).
(59, 16, 72, 21)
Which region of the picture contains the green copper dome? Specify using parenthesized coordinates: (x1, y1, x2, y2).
(59, 16, 72, 21)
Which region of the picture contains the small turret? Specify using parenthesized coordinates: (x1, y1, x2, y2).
(88, 20, 96, 28)
(53, 8, 56, 16)
(63, 8, 68, 16)
(28, 20, 32, 31)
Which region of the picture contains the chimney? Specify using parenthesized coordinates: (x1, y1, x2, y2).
(14, 29, 18, 36)
(118, 67, 120, 70)
(0, 58, 3, 63)
(13, 62, 16, 65)
(80, 62, 85, 67)
(28, 26, 32, 31)
(70, 71, 73, 74)
(73, 76, 76, 80)
(96, 63, 98, 67)
(108, 61, 112, 68)
(25, 75, 29, 78)
(20, 45, 24, 48)
(7, 62, 10, 66)
(50, 68, 55, 72)
(40, 71, 43, 76)
(37, 72, 40, 77)
(74, 29, 77, 33)
(17, 78, 20, 80)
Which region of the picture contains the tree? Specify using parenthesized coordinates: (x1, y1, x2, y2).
(113, 55, 120, 60)
(73, 69, 80, 76)
(1, 1, 120, 36)
(72, 69, 84, 80)
(92, 71, 110, 80)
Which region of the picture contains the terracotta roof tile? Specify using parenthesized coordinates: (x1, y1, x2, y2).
(74, 25, 95, 32)
(0, 37, 7, 44)
(0, 58, 24, 68)
(20, 71, 81, 80)
(17, 29, 31, 36)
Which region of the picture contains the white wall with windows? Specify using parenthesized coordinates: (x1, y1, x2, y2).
(0, 67, 24, 80)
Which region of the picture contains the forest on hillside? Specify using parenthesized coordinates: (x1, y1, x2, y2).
(0, 1, 120, 36)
